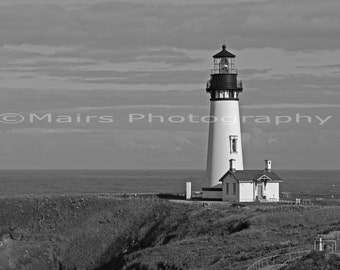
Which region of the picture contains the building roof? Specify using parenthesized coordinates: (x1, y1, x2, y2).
(220, 170, 282, 182)
(213, 44, 236, 58)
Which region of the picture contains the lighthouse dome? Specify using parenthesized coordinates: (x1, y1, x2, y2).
(213, 44, 236, 58)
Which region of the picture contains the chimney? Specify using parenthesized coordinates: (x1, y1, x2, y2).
(229, 159, 236, 172)
(265, 159, 272, 172)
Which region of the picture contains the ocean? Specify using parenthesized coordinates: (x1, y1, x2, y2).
(0, 169, 339, 198)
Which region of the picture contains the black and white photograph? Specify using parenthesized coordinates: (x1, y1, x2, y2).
(0, 0, 339, 269)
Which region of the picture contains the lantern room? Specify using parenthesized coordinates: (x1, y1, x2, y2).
(206, 45, 243, 100)
(211, 44, 237, 75)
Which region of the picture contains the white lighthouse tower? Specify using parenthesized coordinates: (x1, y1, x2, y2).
(205, 45, 244, 188)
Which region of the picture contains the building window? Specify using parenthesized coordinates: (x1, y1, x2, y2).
(226, 183, 229, 194)
(229, 136, 238, 153)
(233, 183, 236, 194)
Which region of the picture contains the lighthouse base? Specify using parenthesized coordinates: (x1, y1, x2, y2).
(202, 184, 223, 200)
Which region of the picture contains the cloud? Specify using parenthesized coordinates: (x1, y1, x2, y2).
(49, 105, 208, 113)
(51, 46, 202, 66)
(72, 70, 207, 85)
(240, 68, 272, 77)
(7, 128, 92, 135)
(1, 1, 340, 91)
(323, 90, 340, 95)
(242, 126, 340, 169)
(0, 0, 339, 51)
(3, 64, 207, 85)
(0, 128, 207, 169)
(0, 88, 209, 112)
(0, 46, 44, 60)
(242, 103, 340, 109)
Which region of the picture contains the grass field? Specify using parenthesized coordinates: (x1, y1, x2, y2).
(1, 196, 340, 270)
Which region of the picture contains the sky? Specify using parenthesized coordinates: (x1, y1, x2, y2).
(0, 0, 339, 169)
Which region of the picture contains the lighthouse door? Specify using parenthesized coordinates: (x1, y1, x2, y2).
(258, 184, 263, 198)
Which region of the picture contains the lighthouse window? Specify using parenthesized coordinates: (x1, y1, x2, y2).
(233, 183, 237, 194)
(219, 58, 229, 73)
(226, 183, 229, 194)
(229, 136, 238, 153)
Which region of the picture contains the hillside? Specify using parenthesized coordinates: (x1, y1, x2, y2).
(286, 250, 340, 270)
(1, 196, 340, 270)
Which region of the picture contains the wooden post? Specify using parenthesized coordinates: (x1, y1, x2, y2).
(186, 182, 192, 200)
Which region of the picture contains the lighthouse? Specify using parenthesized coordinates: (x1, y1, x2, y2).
(205, 45, 244, 188)
(201, 45, 282, 202)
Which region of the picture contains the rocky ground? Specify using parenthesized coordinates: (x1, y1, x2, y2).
(1, 195, 340, 270)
